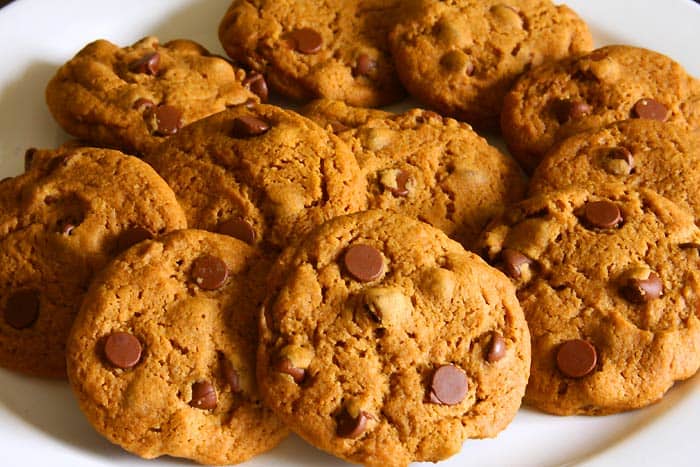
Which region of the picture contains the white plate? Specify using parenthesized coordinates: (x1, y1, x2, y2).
(0, 1, 698, 466)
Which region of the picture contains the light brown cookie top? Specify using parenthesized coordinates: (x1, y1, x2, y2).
(258, 210, 530, 466)
(0, 146, 187, 378)
(341, 108, 527, 248)
(389, 0, 592, 129)
(218, 0, 405, 107)
(300, 99, 392, 134)
(46, 36, 261, 156)
(67, 230, 287, 464)
(529, 119, 700, 222)
(144, 103, 367, 251)
(479, 186, 700, 415)
(501, 45, 700, 173)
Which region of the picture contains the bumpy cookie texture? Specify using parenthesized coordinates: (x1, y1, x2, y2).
(145, 103, 367, 251)
(479, 187, 700, 415)
(530, 119, 700, 222)
(341, 109, 527, 248)
(301, 99, 392, 134)
(0, 147, 186, 377)
(502, 45, 700, 173)
(219, 0, 405, 107)
(258, 210, 530, 466)
(46, 36, 259, 156)
(67, 230, 287, 464)
(389, 0, 592, 128)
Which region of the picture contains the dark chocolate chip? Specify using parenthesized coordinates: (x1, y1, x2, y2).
(151, 105, 183, 136)
(621, 271, 663, 303)
(389, 170, 410, 197)
(354, 54, 376, 77)
(220, 355, 241, 392)
(554, 99, 592, 123)
(287, 28, 323, 54)
(500, 249, 532, 279)
(242, 72, 269, 102)
(190, 380, 217, 410)
(429, 364, 468, 405)
(583, 200, 622, 229)
(231, 116, 270, 138)
(217, 218, 256, 244)
(191, 255, 229, 290)
(336, 409, 369, 438)
(556, 339, 597, 378)
(129, 52, 161, 75)
(487, 332, 506, 363)
(275, 357, 305, 383)
(103, 332, 142, 369)
(632, 98, 668, 121)
(3, 290, 40, 330)
(343, 244, 384, 282)
(116, 226, 153, 251)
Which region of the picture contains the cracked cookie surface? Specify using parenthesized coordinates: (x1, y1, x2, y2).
(67, 229, 287, 464)
(258, 210, 530, 466)
(479, 186, 700, 415)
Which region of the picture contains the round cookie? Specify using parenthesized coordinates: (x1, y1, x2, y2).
(144, 103, 367, 251)
(341, 108, 527, 248)
(529, 119, 700, 222)
(389, 0, 592, 129)
(46, 36, 261, 156)
(66, 230, 287, 464)
(0, 146, 187, 377)
(258, 210, 530, 466)
(218, 0, 405, 107)
(501, 45, 700, 173)
(301, 99, 392, 134)
(479, 186, 700, 415)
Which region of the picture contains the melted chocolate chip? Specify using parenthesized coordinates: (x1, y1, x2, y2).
(556, 339, 597, 378)
(190, 380, 217, 410)
(150, 105, 183, 136)
(217, 218, 256, 245)
(428, 364, 468, 405)
(621, 272, 663, 303)
(231, 116, 270, 138)
(3, 290, 40, 330)
(487, 332, 506, 362)
(103, 332, 142, 369)
(632, 98, 669, 121)
(242, 72, 269, 102)
(275, 357, 305, 383)
(287, 28, 323, 54)
(129, 52, 161, 75)
(582, 200, 622, 229)
(500, 249, 532, 279)
(336, 409, 370, 438)
(191, 255, 229, 290)
(343, 244, 384, 282)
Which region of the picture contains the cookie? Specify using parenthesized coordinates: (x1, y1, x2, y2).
(389, 0, 592, 128)
(66, 229, 287, 464)
(301, 99, 392, 134)
(501, 45, 700, 173)
(218, 0, 405, 107)
(529, 119, 700, 223)
(46, 36, 261, 156)
(479, 186, 700, 415)
(0, 146, 187, 377)
(144, 103, 367, 251)
(341, 108, 527, 247)
(258, 210, 530, 466)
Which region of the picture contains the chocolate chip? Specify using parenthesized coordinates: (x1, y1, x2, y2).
(603, 147, 634, 175)
(151, 105, 183, 136)
(190, 380, 217, 410)
(582, 200, 622, 229)
(287, 28, 323, 54)
(343, 244, 384, 282)
(129, 52, 160, 75)
(487, 332, 506, 363)
(116, 226, 153, 251)
(220, 355, 241, 392)
(621, 271, 663, 303)
(336, 409, 369, 438)
(429, 364, 468, 405)
(217, 218, 256, 244)
(3, 290, 40, 329)
(133, 98, 155, 111)
(353, 54, 376, 77)
(500, 249, 532, 279)
(103, 332, 142, 369)
(242, 72, 268, 102)
(390, 170, 411, 197)
(231, 116, 270, 138)
(554, 99, 592, 123)
(556, 339, 597, 378)
(275, 357, 305, 383)
(632, 98, 668, 121)
(191, 255, 228, 290)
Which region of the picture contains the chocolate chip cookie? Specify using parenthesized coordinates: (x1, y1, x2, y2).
(0, 146, 187, 377)
(258, 210, 531, 466)
(218, 0, 405, 107)
(529, 119, 700, 223)
(501, 45, 700, 173)
(67, 229, 287, 464)
(479, 186, 700, 415)
(389, 0, 592, 128)
(144, 103, 367, 251)
(301, 99, 392, 134)
(46, 36, 260, 156)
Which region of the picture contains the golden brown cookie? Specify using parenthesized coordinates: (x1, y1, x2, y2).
(301, 99, 392, 134)
(218, 0, 406, 107)
(67, 229, 287, 464)
(0, 146, 187, 378)
(501, 45, 700, 173)
(479, 186, 700, 415)
(46, 36, 260, 156)
(389, 0, 592, 128)
(144, 103, 367, 251)
(258, 210, 530, 466)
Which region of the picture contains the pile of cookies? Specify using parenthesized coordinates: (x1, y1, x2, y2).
(1, 0, 700, 466)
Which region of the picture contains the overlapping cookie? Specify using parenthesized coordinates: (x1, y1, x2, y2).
(46, 36, 261, 155)
(258, 210, 530, 466)
(0, 146, 186, 377)
(479, 186, 700, 415)
(301, 98, 392, 134)
(67, 230, 287, 464)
